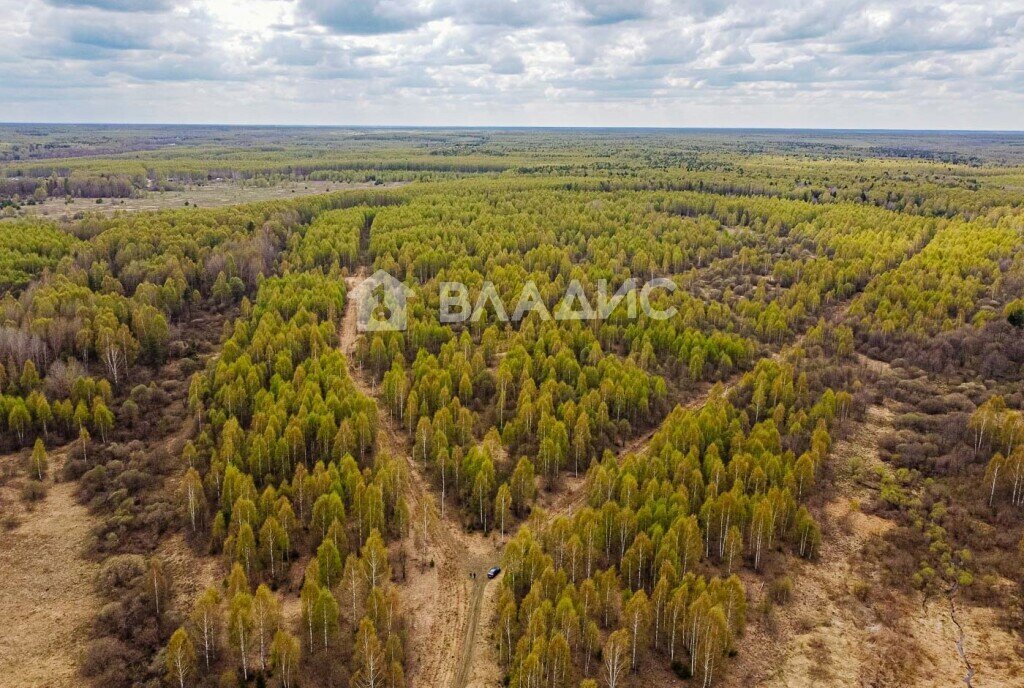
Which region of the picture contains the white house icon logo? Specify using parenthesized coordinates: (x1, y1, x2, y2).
(353, 270, 413, 332)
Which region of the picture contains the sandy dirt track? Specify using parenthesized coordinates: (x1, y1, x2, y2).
(342, 268, 504, 688)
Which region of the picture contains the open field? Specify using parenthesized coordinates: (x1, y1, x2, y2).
(0, 447, 100, 688)
(8, 180, 404, 220)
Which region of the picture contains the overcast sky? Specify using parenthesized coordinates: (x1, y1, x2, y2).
(0, 0, 1021, 129)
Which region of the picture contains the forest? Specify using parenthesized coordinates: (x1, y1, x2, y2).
(1, 126, 1022, 688)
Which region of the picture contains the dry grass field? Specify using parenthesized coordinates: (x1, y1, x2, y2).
(0, 447, 100, 688)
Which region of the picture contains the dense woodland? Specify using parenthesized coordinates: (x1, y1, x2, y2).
(0, 127, 1022, 688)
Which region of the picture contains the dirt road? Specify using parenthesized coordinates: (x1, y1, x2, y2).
(341, 268, 370, 357)
(340, 269, 502, 688)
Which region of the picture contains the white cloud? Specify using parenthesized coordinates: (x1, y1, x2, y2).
(0, 0, 1020, 128)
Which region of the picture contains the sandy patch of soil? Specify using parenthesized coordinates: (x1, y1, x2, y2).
(904, 596, 1020, 688)
(0, 447, 101, 688)
(722, 396, 1023, 688)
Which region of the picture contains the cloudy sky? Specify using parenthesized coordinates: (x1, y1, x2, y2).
(0, 0, 1021, 129)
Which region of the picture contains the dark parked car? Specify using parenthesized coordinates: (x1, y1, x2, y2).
(487, 567, 501, 579)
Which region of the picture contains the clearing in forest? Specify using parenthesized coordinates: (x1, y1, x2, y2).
(0, 448, 101, 688)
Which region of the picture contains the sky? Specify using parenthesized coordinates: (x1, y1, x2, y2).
(0, 0, 1021, 129)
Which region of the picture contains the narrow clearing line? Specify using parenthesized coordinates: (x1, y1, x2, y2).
(549, 298, 857, 519)
(341, 267, 499, 688)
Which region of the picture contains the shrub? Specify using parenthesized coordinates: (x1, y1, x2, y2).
(769, 575, 793, 604)
(81, 637, 140, 688)
(20, 479, 47, 503)
(96, 554, 147, 593)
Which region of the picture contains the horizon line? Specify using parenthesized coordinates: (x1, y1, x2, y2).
(1, 122, 1023, 135)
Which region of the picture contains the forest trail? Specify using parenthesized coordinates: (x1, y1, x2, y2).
(453, 571, 490, 688)
(341, 267, 370, 358)
(148, 315, 238, 623)
(339, 269, 503, 688)
(0, 446, 101, 688)
(627, 292, 855, 460)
